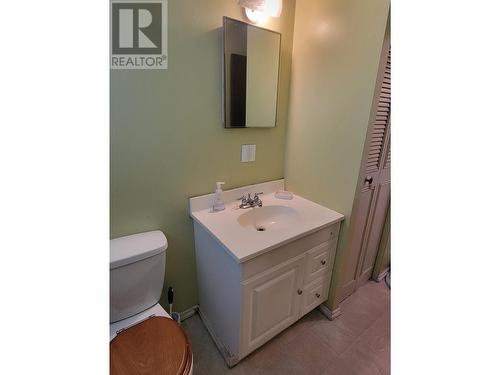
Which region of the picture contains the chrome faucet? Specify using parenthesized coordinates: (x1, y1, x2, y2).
(237, 192, 263, 209)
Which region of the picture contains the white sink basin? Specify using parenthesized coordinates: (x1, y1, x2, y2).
(237, 205, 300, 231)
(189, 180, 344, 263)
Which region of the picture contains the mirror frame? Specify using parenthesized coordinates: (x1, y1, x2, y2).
(222, 16, 282, 129)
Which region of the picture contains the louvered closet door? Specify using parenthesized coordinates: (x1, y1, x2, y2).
(339, 44, 391, 301)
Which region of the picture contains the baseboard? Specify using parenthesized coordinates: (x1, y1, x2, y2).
(198, 308, 240, 368)
(375, 267, 390, 282)
(319, 303, 342, 321)
(180, 305, 199, 321)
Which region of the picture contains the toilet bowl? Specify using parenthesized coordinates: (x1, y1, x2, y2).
(110, 231, 193, 375)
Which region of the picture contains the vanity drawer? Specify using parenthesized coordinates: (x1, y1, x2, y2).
(304, 241, 334, 284)
(300, 276, 328, 317)
(242, 225, 338, 281)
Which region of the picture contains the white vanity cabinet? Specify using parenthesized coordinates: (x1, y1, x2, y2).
(193, 220, 341, 366)
(189, 180, 344, 367)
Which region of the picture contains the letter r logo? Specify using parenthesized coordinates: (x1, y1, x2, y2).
(110, 0, 167, 69)
(112, 2, 162, 54)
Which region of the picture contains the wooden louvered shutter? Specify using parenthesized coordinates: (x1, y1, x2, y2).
(384, 136, 391, 169)
(339, 23, 391, 303)
(366, 47, 391, 174)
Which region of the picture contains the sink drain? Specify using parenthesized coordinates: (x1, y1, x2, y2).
(256, 226, 266, 232)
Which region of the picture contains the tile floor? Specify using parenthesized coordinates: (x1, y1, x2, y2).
(183, 280, 390, 375)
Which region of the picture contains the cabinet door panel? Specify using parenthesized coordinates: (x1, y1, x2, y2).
(240, 256, 304, 357)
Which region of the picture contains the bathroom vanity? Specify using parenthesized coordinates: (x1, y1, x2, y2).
(189, 180, 344, 367)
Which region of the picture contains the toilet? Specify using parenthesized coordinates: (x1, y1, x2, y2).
(110, 230, 193, 375)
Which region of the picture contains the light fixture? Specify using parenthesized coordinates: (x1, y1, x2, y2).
(238, 0, 282, 24)
(265, 0, 283, 17)
(244, 8, 268, 24)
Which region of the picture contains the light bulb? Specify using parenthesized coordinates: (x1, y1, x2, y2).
(242, 0, 282, 24)
(245, 7, 269, 24)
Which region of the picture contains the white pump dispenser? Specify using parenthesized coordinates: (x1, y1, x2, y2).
(212, 181, 226, 212)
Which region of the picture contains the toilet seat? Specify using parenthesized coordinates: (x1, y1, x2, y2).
(110, 316, 192, 375)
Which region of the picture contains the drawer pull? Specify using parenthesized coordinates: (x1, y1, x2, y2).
(315, 293, 321, 298)
(297, 289, 303, 295)
(320, 260, 326, 265)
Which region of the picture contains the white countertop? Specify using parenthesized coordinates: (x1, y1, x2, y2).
(189, 181, 344, 263)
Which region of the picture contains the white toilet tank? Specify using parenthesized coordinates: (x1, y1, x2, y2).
(110, 230, 168, 323)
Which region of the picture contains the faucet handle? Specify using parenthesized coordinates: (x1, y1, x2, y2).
(253, 192, 264, 207)
(237, 195, 247, 203)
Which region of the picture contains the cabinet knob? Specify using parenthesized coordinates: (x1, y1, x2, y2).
(321, 260, 326, 265)
(297, 289, 303, 295)
(315, 293, 321, 298)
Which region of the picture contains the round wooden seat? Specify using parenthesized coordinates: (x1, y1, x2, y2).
(110, 316, 192, 375)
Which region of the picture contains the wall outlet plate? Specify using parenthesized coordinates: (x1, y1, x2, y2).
(241, 144, 256, 162)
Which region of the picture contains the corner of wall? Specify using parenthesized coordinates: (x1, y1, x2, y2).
(283, 0, 391, 310)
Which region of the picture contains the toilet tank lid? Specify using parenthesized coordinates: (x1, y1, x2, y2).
(110, 230, 168, 270)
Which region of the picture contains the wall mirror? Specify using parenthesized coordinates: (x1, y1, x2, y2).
(223, 17, 281, 128)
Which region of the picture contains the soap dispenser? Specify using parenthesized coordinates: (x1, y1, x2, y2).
(212, 181, 226, 212)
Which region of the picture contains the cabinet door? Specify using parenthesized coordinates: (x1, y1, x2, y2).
(240, 256, 304, 357)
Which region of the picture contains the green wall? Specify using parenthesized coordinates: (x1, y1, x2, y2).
(284, 0, 390, 309)
(111, 0, 296, 312)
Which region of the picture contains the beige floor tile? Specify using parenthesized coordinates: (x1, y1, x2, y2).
(321, 345, 384, 375)
(347, 312, 391, 375)
(184, 281, 390, 375)
(305, 311, 360, 356)
(276, 324, 339, 375)
(238, 339, 312, 375)
(334, 282, 390, 338)
(183, 315, 253, 375)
